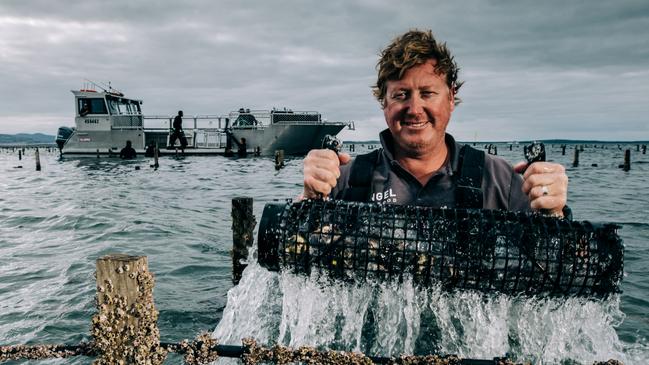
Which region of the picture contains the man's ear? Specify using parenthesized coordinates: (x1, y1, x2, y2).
(449, 91, 455, 111)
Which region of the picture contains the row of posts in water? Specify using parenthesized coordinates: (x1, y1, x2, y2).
(2, 143, 647, 172)
(482, 143, 647, 156)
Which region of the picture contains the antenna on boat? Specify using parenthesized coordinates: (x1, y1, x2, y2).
(83, 79, 107, 93)
(83, 79, 123, 96)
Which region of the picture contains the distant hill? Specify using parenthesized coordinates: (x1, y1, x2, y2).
(0, 133, 56, 145)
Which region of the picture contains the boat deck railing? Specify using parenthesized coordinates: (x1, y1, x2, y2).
(143, 115, 354, 130)
(143, 115, 229, 130)
(143, 116, 231, 149)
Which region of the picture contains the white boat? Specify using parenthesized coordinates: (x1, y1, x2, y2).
(56, 84, 353, 156)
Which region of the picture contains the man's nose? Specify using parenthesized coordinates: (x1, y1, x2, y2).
(405, 94, 425, 115)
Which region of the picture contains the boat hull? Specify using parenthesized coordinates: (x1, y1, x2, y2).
(229, 123, 347, 155)
(61, 123, 347, 156)
(60, 129, 146, 154)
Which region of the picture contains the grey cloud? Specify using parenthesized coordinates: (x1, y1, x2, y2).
(0, 0, 647, 141)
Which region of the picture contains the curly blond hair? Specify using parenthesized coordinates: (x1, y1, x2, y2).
(372, 29, 463, 106)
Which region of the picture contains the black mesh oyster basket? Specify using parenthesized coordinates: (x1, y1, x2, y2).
(258, 200, 623, 297)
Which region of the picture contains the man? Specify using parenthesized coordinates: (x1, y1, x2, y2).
(237, 137, 248, 157)
(302, 30, 568, 216)
(120, 140, 136, 159)
(79, 100, 90, 117)
(144, 141, 156, 157)
(169, 110, 188, 151)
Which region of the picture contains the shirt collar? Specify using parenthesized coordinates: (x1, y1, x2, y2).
(378, 129, 462, 175)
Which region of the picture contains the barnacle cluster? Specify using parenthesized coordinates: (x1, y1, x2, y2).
(91, 261, 167, 365)
(240, 338, 517, 365)
(176, 332, 219, 365)
(0, 343, 93, 361)
(241, 338, 373, 365)
(395, 354, 461, 365)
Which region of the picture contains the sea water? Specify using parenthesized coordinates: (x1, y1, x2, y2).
(0, 143, 647, 364)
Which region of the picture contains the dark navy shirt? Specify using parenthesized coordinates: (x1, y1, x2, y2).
(332, 130, 530, 211)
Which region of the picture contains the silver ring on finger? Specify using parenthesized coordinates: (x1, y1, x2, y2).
(541, 185, 549, 196)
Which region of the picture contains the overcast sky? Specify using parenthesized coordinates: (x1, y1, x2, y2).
(1, 0, 647, 141)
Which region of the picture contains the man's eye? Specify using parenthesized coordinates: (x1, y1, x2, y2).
(392, 91, 407, 100)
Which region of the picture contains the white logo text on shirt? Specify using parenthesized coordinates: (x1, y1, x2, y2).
(371, 188, 397, 203)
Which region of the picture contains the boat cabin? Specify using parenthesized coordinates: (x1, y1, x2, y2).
(73, 89, 143, 131)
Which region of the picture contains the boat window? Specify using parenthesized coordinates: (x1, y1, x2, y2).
(78, 98, 108, 116)
(106, 96, 141, 115)
(106, 98, 118, 115)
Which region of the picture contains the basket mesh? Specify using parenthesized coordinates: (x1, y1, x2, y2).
(258, 200, 623, 297)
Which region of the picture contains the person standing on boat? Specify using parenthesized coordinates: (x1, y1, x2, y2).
(169, 110, 188, 151)
(120, 140, 137, 159)
(301, 29, 570, 217)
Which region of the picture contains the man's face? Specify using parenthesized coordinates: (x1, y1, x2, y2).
(383, 59, 454, 158)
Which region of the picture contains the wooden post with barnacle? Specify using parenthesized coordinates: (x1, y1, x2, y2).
(231, 197, 256, 285)
(154, 144, 159, 169)
(93, 254, 166, 364)
(35, 148, 41, 171)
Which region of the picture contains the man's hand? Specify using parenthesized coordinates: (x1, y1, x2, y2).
(514, 161, 568, 217)
(302, 149, 352, 199)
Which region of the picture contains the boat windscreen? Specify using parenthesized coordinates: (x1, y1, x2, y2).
(106, 96, 141, 116)
(78, 98, 108, 116)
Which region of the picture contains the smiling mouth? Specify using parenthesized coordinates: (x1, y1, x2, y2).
(400, 120, 431, 128)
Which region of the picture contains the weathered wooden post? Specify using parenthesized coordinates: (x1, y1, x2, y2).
(643, 145, 647, 154)
(561, 145, 566, 155)
(572, 147, 580, 167)
(97, 149, 100, 159)
(623, 149, 631, 172)
(493, 145, 498, 155)
(153, 144, 159, 169)
(232, 197, 255, 284)
(18, 149, 22, 160)
(274, 150, 285, 170)
(509, 144, 512, 151)
(35, 148, 41, 171)
(93, 254, 166, 365)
